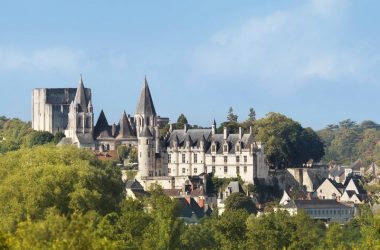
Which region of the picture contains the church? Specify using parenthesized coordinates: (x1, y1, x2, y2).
(32, 76, 269, 189)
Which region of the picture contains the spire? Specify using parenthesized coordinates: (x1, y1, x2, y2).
(136, 77, 156, 116)
(118, 111, 133, 138)
(213, 118, 216, 127)
(74, 74, 88, 112)
(94, 110, 110, 138)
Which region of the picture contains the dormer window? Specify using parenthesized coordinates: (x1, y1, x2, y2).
(212, 144, 216, 152)
(236, 145, 240, 152)
(223, 144, 228, 152)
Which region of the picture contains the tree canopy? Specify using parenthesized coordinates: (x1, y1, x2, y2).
(254, 113, 324, 168)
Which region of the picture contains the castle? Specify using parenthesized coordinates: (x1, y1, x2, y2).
(32, 76, 269, 189)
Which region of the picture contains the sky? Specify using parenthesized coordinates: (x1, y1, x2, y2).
(1, 0, 380, 130)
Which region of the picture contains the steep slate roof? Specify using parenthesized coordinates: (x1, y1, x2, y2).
(140, 126, 153, 137)
(167, 129, 212, 147)
(74, 75, 89, 112)
(351, 159, 363, 171)
(94, 110, 111, 138)
(126, 180, 144, 190)
(117, 111, 134, 139)
(225, 181, 245, 194)
(136, 77, 156, 115)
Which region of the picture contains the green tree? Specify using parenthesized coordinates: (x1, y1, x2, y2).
(227, 107, 238, 122)
(0, 146, 123, 232)
(224, 192, 256, 214)
(255, 113, 324, 168)
(53, 132, 65, 144)
(26, 131, 54, 147)
(247, 107, 256, 122)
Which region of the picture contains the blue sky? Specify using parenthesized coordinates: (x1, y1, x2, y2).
(1, 0, 380, 130)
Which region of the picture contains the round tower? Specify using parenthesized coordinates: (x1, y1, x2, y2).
(138, 126, 154, 178)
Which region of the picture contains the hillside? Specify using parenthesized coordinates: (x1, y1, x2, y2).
(318, 119, 380, 166)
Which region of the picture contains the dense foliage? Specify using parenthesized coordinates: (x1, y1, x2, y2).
(318, 119, 380, 165)
(254, 113, 324, 168)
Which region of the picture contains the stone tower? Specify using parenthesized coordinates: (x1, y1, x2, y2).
(138, 124, 154, 178)
(135, 77, 157, 136)
(65, 75, 95, 147)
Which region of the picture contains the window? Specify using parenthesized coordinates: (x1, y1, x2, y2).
(148, 152, 150, 158)
(212, 145, 216, 152)
(224, 156, 228, 163)
(168, 154, 171, 163)
(146, 139, 149, 145)
(236, 166, 240, 174)
(212, 166, 215, 173)
(224, 166, 228, 173)
(236, 145, 240, 151)
(224, 145, 228, 152)
(194, 154, 197, 163)
(182, 154, 185, 163)
(182, 168, 185, 174)
(168, 168, 171, 174)
(77, 117, 82, 128)
(244, 166, 247, 173)
(85, 117, 90, 128)
(212, 156, 216, 163)
(194, 168, 197, 174)
(244, 156, 248, 163)
(236, 156, 240, 163)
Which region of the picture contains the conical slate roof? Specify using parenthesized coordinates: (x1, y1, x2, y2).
(94, 110, 110, 138)
(140, 126, 153, 138)
(136, 77, 156, 116)
(117, 111, 133, 138)
(74, 75, 88, 112)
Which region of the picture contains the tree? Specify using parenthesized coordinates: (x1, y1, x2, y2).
(224, 192, 256, 214)
(128, 147, 138, 163)
(247, 108, 256, 122)
(254, 113, 324, 168)
(53, 132, 65, 144)
(27, 131, 54, 147)
(0, 146, 124, 232)
(227, 107, 238, 122)
(176, 114, 188, 129)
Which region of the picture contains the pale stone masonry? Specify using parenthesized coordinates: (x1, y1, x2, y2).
(32, 75, 269, 189)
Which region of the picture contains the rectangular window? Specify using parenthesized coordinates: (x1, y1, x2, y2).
(168, 154, 171, 163)
(194, 168, 197, 174)
(182, 168, 185, 174)
(212, 156, 216, 163)
(236, 145, 240, 152)
(244, 156, 247, 163)
(224, 156, 228, 163)
(224, 166, 228, 173)
(244, 166, 247, 173)
(168, 168, 171, 174)
(212, 145, 216, 152)
(182, 154, 185, 163)
(148, 151, 150, 158)
(224, 145, 228, 152)
(236, 166, 240, 174)
(194, 154, 197, 163)
(236, 156, 240, 163)
(212, 166, 215, 173)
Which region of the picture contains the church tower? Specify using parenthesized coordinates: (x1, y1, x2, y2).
(135, 77, 157, 137)
(65, 75, 94, 147)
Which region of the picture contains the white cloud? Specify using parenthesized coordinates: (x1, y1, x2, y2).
(0, 47, 95, 72)
(192, 0, 375, 92)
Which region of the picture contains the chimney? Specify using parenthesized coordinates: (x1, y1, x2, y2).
(239, 127, 243, 139)
(169, 124, 173, 132)
(184, 124, 187, 132)
(249, 126, 253, 135)
(223, 127, 228, 140)
(212, 119, 216, 135)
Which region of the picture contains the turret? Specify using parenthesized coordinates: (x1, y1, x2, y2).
(138, 125, 154, 178)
